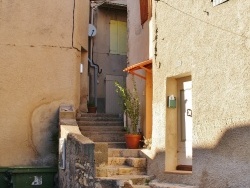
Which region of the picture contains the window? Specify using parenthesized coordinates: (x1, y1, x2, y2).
(212, 0, 229, 6)
(110, 20, 127, 55)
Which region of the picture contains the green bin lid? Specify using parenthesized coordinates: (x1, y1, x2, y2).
(9, 166, 57, 173)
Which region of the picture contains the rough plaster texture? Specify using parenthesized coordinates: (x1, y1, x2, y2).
(128, 0, 250, 187)
(151, 0, 250, 187)
(0, 0, 89, 166)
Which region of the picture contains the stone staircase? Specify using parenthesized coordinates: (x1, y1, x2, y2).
(77, 113, 126, 148)
(77, 113, 152, 188)
(96, 148, 153, 188)
(77, 113, 197, 188)
(97, 148, 147, 177)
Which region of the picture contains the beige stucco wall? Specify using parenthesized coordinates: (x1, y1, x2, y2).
(128, 0, 250, 187)
(90, 5, 127, 112)
(127, 0, 153, 136)
(0, 0, 89, 166)
(150, 0, 250, 187)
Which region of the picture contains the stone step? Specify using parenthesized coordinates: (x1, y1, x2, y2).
(96, 165, 147, 177)
(81, 131, 126, 142)
(78, 121, 124, 127)
(109, 157, 146, 168)
(79, 113, 121, 118)
(108, 157, 126, 166)
(133, 185, 150, 188)
(95, 142, 126, 148)
(79, 125, 125, 132)
(108, 148, 141, 158)
(149, 180, 197, 188)
(96, 175, 153, 188)
(77, 116, 123, 122)
(108, 142, 127, 148)
(126, 158, 147, 168)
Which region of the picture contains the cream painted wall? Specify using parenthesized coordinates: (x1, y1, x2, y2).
(127, 0, 153, 136)
(0, 0, 89, 166)
(150, 0, 250, 187)
(128, 0, 250, 187)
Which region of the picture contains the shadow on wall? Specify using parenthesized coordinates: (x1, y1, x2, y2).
(143, 124, 250, 187)
(195, 124, 250, 188)
(31, 102, 60, 166)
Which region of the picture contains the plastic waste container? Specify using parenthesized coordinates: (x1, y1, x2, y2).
(0, 167, 11, 188)
(10, 167, 57, 188)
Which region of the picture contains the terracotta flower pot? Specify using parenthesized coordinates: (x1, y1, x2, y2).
(88, 106, 97, 113)
(125, 134, 142, 149)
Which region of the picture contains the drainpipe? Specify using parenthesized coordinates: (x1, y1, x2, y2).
(90, 1, 94, 61)
(89, 1, 97, 107)
(89, 1, 105, 107)
(90, 1, 105, 60)
(88, 58, 98, 107)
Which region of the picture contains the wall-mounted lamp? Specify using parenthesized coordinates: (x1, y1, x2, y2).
(80, 63, 83, 74)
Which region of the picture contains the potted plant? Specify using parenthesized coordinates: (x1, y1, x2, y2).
(87, 99, 97, 113)
(115, 77, 142, 149)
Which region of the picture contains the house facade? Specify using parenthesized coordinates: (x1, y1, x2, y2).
(0, 0, 89, 166)
(126, 0, 154, 139)
(89, 0, 128, 114)
(128, 0, 250, 187)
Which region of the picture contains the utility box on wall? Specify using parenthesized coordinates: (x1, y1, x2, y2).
(167, 95, 176, 108)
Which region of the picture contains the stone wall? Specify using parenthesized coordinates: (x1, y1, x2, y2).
(59, 133, 96, 188)
(59, 104, 96, 188)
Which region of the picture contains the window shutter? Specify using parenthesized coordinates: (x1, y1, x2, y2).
(118, 21, 127, 55)
(213, 0, 229, 6)
(140, 0, 148, 25)
(110, 20, 118, 54)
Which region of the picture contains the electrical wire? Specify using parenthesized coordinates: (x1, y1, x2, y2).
(157, 0, 249, 39)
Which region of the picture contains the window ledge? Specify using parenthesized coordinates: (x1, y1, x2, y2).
(164, 170, 192, 175)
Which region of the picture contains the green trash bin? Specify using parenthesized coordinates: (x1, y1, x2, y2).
(10, 167, 57, 188)
(0, 167, 11, 188)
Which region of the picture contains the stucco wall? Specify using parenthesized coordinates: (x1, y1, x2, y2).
(127, 0, 153, 136)
(151, 0, 250, 187)
(91, 6, 127, 112)
(0, 0, 89, 166)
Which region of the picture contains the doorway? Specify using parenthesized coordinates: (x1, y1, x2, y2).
(177, 77, 192, 167)
(105, 75, 124, 114)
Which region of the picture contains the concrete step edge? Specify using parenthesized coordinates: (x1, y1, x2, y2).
(149, 180, 198, 188)
(78, 113, 121, 118)
(81, 131, 126, 134)
(108, 148, 141, 157)
(96, 142, 127, 149)
(96, 165, 146, 172)
(77, 117, 123, 121)
(96, 175, 154, 187)
(108, 157, 147, 167)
